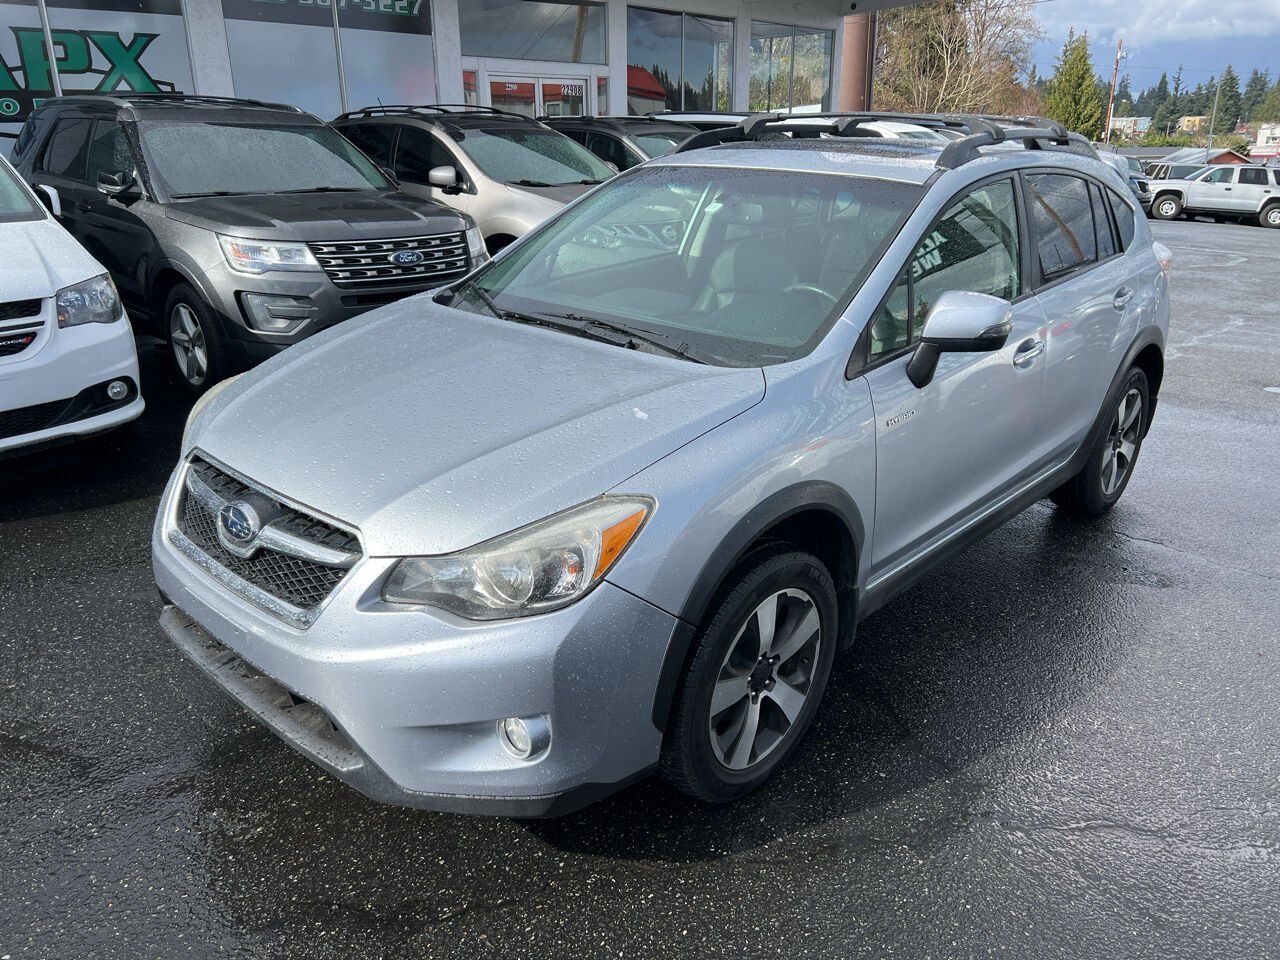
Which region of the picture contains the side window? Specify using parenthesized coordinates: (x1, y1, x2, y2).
(86, 121, 134, 185)
(10, 116, 40, 162)
(586, 133, 631, 170)
(38, 118, 92, 180)
(343, 124, 396, 168)
(1090, 183, 1117, 260)
(1108, 189, 1136, 250)
(1204, 167, 1234, 184)
(1238, 167, 1267, 186)
(869, 178, 1020, 360)
(1273, 170, 1280, 187)
(395, 127, 456, 183)
(1026, 173, 1097, 280)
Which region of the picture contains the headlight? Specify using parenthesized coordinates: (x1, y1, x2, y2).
(183, 372, 240, 443)
(383, 496, 654, 620)
(218, 235, 320, 274)
(56, 274, 122, 327)
(465, 223, 490, 267)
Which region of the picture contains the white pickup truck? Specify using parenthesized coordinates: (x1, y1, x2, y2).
(1148, 163, 1280, 227)
(1, 150, 143, 456)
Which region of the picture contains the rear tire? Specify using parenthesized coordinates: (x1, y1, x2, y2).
(1260, 204, 1280, 229)
(166, 284, 230, 395)
(1050, 367, 1150, 516)
(1151, 195, 1182, 220)
(660, 545, 838, 803)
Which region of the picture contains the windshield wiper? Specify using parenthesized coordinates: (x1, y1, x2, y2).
(276, 186, 365, 194)
(169, 190, 245, 199)
(509, 179, 555, 188)
(533, 311, 707, 364)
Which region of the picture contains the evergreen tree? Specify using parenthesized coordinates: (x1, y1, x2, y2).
(1115, 74, 1133, 116)
(1044, 31, 1104, 139)
(1242, 68, 1270, 121)
(1214, 65, 1243, 133)
(1171, 65, 1184, 101)
(1257, 80, 1280, 124)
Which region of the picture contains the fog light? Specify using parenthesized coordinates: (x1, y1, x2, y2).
(106, 379, 129, 401)
(497, 715, 551, 760)
(240, 293, 317, 334)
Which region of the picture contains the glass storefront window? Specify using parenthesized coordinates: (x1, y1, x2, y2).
(750, 21, 832, 113)
(339, 3, 435, 113)
(463, 70, 479, 106)
(596, 76, 607, 115)
(461, 0, 604, 64)
(627, 7, 733, 115)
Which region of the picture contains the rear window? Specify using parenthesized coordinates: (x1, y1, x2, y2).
(1239, 167, 1268, 186)
(1026, 173, 1097, 280)
(1107, 189, 1136, 249)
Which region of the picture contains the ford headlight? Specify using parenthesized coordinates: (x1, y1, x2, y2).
(56, 274, 122, 327)
(383, 496, 653, 619)
(219, 235, 321, 274)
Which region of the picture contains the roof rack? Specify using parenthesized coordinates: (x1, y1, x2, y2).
(58, 92, 306, 114)
(672, 111, 1096, 169)
(335, 104, 535, 124)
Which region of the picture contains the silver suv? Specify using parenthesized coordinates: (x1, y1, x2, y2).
(154, 114, 1171, 816)
(334, 105, 615, 253)
(1148, 163, 1280, 226)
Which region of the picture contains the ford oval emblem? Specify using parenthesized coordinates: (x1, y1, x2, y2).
(390, 250, 425, 266)
(218, 502, 259, 544)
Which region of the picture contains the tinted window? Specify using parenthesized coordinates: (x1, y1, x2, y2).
(344, 124, 397, 168)
(1091, 183, 1117, 259)
(458, 166, 921, 367)
(1026, 174, 1096, 280)
(39, 119, 92, 179)
(86, 121, 133, 185)
(586, 132, 631, 169)
(1108, 189, 1136, 249)
(1274, 170, 1280, 186)
(394, 127, 456, 183)
(1239, 167, 1267, 185)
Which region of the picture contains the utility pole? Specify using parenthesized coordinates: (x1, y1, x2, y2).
(1104, 37, 1125, 144)
(1206, 79, 1222, 161)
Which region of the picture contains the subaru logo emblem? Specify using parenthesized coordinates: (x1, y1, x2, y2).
(218, 502, 259, 544)
(390, 250, 425, 266)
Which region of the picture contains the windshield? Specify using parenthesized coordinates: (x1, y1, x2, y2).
(138, 121, 390, 197)
(459, 128, 614, 185)
(632, 131, 688, 158)
(451, 166, 921, 366)
(0, 158, 42, 222)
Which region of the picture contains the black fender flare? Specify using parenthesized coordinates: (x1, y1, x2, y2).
(649, 481, 865, 731)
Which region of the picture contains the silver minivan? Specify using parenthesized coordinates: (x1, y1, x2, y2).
(335, 106, 615, 253)
(154, 114, 1171, 816)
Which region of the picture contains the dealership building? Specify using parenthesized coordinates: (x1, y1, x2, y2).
(0, 0, 894, 146)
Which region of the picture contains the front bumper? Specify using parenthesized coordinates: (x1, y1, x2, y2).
(151, 468, 678, 815)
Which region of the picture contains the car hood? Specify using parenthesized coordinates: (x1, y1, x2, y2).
(506, 181, 596, 206)
(190, 297, 764, 556)
(164, 190, 469, 241)
(0, 215, 104, 300)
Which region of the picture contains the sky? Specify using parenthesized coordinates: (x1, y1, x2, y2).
(1031, 0, 1280, 94)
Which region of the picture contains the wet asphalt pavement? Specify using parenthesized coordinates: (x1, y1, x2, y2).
(2, 220, 1278, 960)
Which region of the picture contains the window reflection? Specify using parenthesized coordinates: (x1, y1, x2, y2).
(460, 0, 604, 63)
(750, 22, 832, 113)
(627, 7, 733, 114)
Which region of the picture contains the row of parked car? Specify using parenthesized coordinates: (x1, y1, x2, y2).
(1096, 150, 1280, 228)
(0, 95, 999, 457)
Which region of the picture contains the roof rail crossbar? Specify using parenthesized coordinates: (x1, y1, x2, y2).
(336, 103, 534, 124)
(106, 92, 305, 113)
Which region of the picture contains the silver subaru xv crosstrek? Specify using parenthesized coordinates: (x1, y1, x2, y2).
(153, 114, 1172, 816)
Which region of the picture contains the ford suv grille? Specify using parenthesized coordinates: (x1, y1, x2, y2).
(172, 457, 361, 623)
(308, 233, 469, 288)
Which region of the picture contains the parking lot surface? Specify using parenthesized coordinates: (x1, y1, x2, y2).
(1, 220, 1277, 960)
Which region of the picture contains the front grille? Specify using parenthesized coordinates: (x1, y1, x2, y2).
(0, 299, 40, 322)
(0, 331, 38, 357)
(0, 397, 68, 440)
(309, 232, 469, 289)
(175, 458, 361, 616)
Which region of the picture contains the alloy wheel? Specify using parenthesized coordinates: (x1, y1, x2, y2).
(1102, 387, 1143, 495)
(170, 303, 208, 386)
(1158, 199, 1177, 217)
(1268, 208, 1280, 226)
(708, 588, 822, 771)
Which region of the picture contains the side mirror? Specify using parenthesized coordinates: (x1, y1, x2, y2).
(428, 165, 461, 193)
(906, 290, 1013, 389)
(35, 183, 61, 218)
(97, 170, 138, 199)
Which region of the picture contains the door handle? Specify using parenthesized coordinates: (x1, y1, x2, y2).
(1013, 338, 1044, 368)
(74, 200, 92, 213)
(1113, 286, 1134, 310)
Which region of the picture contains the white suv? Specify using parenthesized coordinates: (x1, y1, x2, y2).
(1148, 164, 1280, 227)
(0, 151, 143, 455)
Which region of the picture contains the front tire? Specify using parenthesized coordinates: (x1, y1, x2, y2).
(1152, 195, 1182, 220)
(660, 546, 838, 803)
(166, 284, 229, 394)
(1260, 204, 1280, 229)
(1050, 367, 1150, 516)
